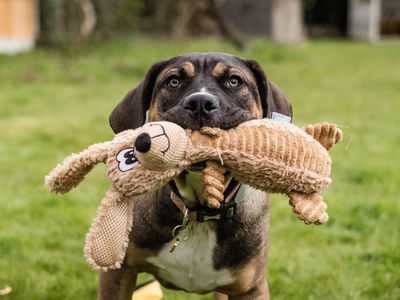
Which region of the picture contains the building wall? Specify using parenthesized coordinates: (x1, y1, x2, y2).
(0, 0, 37, 54)
(348, 0, 381, 41)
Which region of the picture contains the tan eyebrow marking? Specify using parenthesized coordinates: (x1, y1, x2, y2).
(162, 68, 179, 79)
(212, 63, 227, 77)
(181, 62, 195, 77)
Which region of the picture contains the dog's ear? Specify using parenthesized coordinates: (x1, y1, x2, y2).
(246, 60, 293, 120)
(109, 60, 170, 133)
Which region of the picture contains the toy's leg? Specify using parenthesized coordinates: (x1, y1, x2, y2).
(203, 160, 226, 208)
(85, 188, 134, 270)
(303, 123, 343, 150)
(289, 192, 329, 225)
(98, 267, 137, 300)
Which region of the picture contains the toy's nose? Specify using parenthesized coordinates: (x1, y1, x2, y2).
(135, 133, 151, 153)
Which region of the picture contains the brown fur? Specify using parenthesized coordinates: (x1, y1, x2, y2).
(212, 62, 227, 77)
(182, 61, 196, 77)
(250, 101, 263, 119)
(148, 101, 162, 121)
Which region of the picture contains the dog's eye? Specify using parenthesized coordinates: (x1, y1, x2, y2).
(227, 75, 242, 88)
(167, 76, 181, 88)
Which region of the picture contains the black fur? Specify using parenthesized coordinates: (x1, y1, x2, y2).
(103, 52, 293, 299)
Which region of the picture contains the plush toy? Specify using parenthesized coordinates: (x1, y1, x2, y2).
(45, 119, 342, 270)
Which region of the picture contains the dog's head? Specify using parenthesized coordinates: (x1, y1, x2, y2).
(109, 52, 293, 204)
(109, 52, 292, 133)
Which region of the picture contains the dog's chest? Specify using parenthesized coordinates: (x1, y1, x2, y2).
(146, 222, 234, 293)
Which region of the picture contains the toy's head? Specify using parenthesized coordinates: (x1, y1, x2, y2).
(132, 122, 187, 171)
(107, 122, 189, 195)
(45, 122, 189, 197)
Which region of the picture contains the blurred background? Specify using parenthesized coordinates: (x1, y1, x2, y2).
(0, 0, 399, 299)
(1, 0, 400, 53)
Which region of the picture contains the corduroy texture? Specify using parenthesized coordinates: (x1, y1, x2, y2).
(45, 119, 342, 271)
(185, 120, 342, 222)
(187, 120, 334, 195)
(303, 122, 342, 150)
(289, 191, 328, 225)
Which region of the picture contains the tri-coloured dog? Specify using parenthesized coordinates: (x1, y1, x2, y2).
(101, 52, 293, 300)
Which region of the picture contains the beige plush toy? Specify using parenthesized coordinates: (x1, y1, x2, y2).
(45, 119, 342, 271)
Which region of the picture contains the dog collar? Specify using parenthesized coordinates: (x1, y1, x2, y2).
(168, 180, 245, 222)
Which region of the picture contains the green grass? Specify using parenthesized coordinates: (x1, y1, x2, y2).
(1, 37, 399, 300)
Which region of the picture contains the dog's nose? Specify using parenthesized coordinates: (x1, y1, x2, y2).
(183, 94, 220, 116)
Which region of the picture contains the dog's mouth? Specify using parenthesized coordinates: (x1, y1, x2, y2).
(167, 106, 251, 204)
(164, 106, 255, 130)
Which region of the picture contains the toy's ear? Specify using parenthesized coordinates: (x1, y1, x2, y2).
(109, 59, 172, 133)
(45, 142, 110, 194)
(245, 60, 293, 120)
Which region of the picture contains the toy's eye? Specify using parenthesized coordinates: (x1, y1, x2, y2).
(167, 76, 180, 88)
(116, 148, 138, 172)
(227, 75, 242, 88)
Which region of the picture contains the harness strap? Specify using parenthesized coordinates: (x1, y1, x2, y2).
(169, 180, 245, 222)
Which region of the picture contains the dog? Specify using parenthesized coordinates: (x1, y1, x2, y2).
(100, 52, 292, 300)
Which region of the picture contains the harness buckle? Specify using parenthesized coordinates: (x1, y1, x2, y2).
(195, 201, 237, 222)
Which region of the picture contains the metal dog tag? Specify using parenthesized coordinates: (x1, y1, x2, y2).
(170, 210, 190, 253)
(170, 238, 180, 253)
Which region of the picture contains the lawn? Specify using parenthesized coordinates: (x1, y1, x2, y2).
(0, 37, 399, 300)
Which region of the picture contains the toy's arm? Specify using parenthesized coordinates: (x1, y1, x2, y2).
(45, 142, 110, 194)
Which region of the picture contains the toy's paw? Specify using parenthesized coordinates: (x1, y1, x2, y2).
(289, 192, 329, 225)
(203, 161, 225, 208)
(303, 123, 343, 150)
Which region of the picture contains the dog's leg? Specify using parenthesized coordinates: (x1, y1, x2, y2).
(229, 277, 269, 300)
(97, 267, 137, 300)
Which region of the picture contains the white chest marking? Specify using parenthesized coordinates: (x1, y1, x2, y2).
(146, 222, 234, 293)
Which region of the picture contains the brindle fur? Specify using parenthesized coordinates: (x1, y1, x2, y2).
(104, 52, 292, 300)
